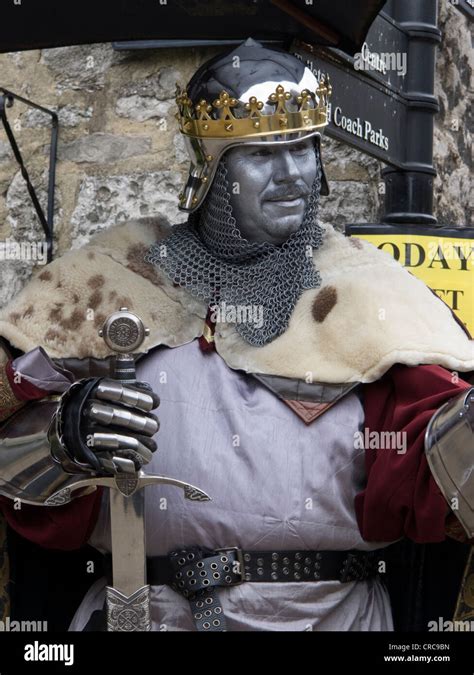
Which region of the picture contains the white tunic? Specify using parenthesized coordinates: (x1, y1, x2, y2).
(70, 340, 394, 631)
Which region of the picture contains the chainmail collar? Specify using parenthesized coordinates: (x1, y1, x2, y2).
(145, 157, 325, 347)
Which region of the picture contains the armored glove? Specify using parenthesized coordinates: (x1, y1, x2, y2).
(52, 377, 159, 475)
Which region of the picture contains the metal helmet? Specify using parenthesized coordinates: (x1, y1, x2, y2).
(175, 37, 332, 212)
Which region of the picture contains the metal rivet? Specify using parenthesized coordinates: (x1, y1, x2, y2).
(197, 561, 204, 568)
(271, 572, 278, 580)
(203, 579, 210, 586)
(214, 607, 222, 614)
(210, 563, 218, 570)
(305, 557, 312, 565)
(205, 597, 213, 605)
(294, 572, 301, 580)
(204, 610, 212, 617)
(196, 601, 204, 608)
(187, 553, 195, 560)
(294, 563, 301, 570)
(213, 572, 220, 579)
(220, 556, 228, 563)
(283, 557, 290, 565)
(257, 568, 264, 576)
(295, 552, 302, 560)
(186, 570, 194, 577)
(283, 567, 289, 575)
(272, 553, 279, 561)
(244, 554, 251, 562)
(271, 562, 278, 571)
(304, 567, 310, 575)
(199, 570, 207, 577)
(257, 557, 264, 566)
(195, 613, 202, 620)
(212, 619, 220, 627)
(203, 622, 210, 630)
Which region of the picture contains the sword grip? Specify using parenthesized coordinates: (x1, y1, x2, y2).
(113, 353, 137, 384)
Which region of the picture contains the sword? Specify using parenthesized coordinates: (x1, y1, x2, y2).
(95, 307, 211, 631)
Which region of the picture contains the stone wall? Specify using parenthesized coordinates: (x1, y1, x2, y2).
(0, 3, 471, 308)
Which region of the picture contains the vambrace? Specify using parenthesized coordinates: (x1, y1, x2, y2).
(0, 398, 96, 507)
(425, 387, 474, 538)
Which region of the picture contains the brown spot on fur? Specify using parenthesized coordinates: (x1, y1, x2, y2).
(87, 251, 96, 260)
(87, 274, 105, 290)
(72, 293, 80, 304)
(349, 237, 363, 250)
(56, 280, 62, 288)
(44, 329, 67, 345)
(22, 305, 34, 319)
(126, 244, 164, 286)
(312, 286, 338, 323)
(109, 290, 117, 301)
(94, 312, 106, 328)
(49, 305, 64, 323)
(151, 311, 158, 322)
(60, 309, 84, 330)
(9, 312, 21, 324)
(88, 291, 102, 310)
(38, 270, 52, 281)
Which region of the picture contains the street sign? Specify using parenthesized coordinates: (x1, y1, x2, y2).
(346, 225, 474, 336)
(293, 43, 407, 168)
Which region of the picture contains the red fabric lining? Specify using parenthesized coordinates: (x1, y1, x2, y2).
(5, 360, 48, 401)
(0, 489, 103, 551)
(356, 364, 471, 543)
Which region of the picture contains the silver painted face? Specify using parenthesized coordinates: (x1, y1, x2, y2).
(224, 136, 317, 245)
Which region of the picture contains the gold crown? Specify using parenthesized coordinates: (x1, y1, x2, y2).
(175, 76, 332, 140)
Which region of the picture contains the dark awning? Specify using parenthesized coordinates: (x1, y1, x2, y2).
(1, 0, 387, 56)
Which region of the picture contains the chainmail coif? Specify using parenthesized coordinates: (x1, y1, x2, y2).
(145, 153, 325, 347)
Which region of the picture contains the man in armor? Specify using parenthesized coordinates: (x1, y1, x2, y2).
(0, 39, 473, 632)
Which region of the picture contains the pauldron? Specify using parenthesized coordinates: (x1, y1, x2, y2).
(425, 387, 474, 538)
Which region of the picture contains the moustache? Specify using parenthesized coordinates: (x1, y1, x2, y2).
(265, 186, 310, 201)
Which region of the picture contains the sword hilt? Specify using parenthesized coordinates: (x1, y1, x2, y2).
(98, 307, 149, 384)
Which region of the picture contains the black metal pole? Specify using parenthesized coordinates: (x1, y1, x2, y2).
(382, 0, 441, 225)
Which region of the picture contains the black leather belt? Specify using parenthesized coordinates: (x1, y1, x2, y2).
(145, 546, 382, 586)
(102, 546, 383, 632)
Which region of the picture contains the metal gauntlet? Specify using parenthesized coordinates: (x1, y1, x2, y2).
(425, 387, 474, 538)
(54, 377, 159, 476)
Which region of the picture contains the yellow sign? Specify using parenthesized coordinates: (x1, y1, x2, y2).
(353, 232, 474, 336)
